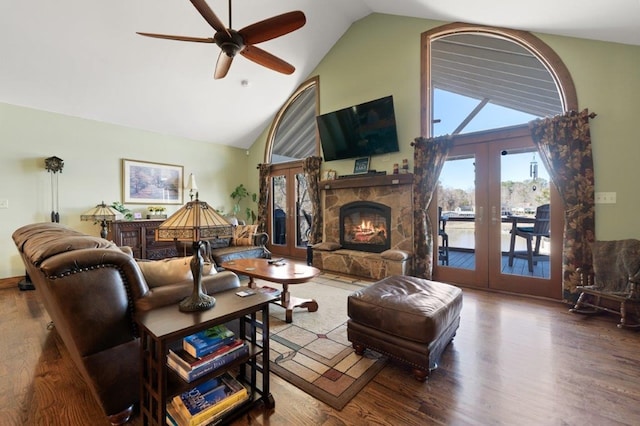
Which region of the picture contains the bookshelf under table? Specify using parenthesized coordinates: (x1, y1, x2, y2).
(136, 286, 278, 425)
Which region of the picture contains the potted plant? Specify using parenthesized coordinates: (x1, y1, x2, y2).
(111, 201, 133, 221)
(147, 206, 167, 219)
(230, 184, 257, 224)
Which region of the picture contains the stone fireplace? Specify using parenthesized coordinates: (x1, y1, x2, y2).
(313, 174, 413, 280)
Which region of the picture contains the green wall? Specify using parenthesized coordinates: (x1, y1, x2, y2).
(0, 103, 248, 278)
(248, 13, 640, 241)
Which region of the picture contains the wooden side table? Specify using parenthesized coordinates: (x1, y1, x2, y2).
(136, 286, 278, 425)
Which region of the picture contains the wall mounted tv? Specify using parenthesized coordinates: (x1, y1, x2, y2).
(316, 95, 400, 161)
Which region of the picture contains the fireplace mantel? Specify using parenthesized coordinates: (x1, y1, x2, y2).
(321, 173, 413, 190)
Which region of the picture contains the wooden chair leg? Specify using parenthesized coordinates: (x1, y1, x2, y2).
(508, 232, 517, 266)
(526, 237, 534, 272)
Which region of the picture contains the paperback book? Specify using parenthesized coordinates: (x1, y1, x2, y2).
(170, 339, 245, 371)
(171, 373, 249, 426)
(183, 325, 236, 358)
(168, 342, 249, 383)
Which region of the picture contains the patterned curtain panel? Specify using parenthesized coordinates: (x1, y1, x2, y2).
(302, 156, 323, 244)
(412, 136, 453, 279)
(529, 109, 597, 299)
(257, 163, 271, 234)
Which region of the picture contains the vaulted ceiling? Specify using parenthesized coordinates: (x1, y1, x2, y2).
(1, 0, 638, 149)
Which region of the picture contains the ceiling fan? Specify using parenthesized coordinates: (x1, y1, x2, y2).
(137, 0, 306, 79)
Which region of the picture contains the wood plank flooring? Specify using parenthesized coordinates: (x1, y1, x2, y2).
(1, 280, 639, 425)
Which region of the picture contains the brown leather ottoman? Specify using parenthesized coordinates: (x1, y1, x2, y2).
(347, 275, 463, 381)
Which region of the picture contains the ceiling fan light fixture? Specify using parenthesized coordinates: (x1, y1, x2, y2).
(220, 42, 242, 57)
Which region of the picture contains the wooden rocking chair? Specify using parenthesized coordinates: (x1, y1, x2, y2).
(570, 239, 640, 329)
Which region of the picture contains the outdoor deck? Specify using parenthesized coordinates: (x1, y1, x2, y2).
(442, 249, 550, 279)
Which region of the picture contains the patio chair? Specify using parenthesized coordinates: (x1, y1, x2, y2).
(570, 239, 640, 329)
(438, 207, 449, 266)
(508, 204, 550, 272)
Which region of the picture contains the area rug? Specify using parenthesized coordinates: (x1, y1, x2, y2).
(255, 273, 387, 410)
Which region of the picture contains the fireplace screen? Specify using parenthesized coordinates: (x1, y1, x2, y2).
(340, 201, 391, 253)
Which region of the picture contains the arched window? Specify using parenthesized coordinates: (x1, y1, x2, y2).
(265, 76, 319, 164)
(422, 23, 577, 137)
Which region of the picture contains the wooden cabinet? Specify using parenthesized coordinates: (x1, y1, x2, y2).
(108, 220, 178, 260)
(136, 287, 276, 425)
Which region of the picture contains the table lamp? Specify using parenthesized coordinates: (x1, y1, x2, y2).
(156, 193, 233, 312)
(81, 201, 123, 238)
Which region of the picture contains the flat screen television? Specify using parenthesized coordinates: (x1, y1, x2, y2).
(316, 95, 400, 161)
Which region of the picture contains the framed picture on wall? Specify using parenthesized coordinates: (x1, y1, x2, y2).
(122, 159, 183, 204)
(353, 157, 370, 174)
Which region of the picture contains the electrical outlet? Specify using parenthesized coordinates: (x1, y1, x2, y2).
(0, 199, 8, 209)
(595, 192, 616, 204)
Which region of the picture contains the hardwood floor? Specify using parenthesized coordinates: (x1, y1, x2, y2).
(2, 281, 639, 425)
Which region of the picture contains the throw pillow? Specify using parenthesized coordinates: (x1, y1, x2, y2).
(380, 249, 411, 261)
(231, 224, 258, 246)
(137, 257, 192, 288)
(138, 257, 218, 288)
(203, 261, 217, 275)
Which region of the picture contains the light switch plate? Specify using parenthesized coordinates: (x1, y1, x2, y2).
(595, 192, 616, 204)
(0, 199, 8, 209)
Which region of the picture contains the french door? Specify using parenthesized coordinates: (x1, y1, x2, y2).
(267, 163, 311, 259)
(432, 126, 562, 299)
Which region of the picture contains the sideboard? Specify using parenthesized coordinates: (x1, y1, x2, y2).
(108, 220, 178, 260)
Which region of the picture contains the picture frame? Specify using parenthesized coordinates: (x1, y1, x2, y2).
(322, 169, 337, 181)
(353, 157, 370, 174)
(122, 159, 183, 204)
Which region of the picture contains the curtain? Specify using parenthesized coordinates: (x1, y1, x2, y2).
(302, 156, 323, 244)
(257, 163, 271, 234)
(412, 135, 453, 279)
(529, 109, 596, 299)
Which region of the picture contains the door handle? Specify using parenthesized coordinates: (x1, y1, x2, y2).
(491, 206, 499, 224)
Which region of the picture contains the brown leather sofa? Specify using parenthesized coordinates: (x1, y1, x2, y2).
(12, 222, 241, 425)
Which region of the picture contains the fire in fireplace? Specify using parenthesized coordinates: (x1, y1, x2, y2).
(340, 201, 391, 253)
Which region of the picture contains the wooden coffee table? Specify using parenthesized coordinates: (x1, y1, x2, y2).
(220, 258, 320, 323)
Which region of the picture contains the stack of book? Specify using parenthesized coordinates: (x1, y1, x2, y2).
(167, 325, 249, 383)
(166, 372, 249, 426)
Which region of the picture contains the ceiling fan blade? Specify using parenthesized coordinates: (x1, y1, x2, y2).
(214, 51, 234, 79)
(239, 11, 306, 45)
(240, 45, 295, 75)
(190, 0, 231, 38)
(136, 32, 214, 43)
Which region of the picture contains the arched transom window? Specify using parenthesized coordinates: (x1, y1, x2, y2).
(422, 23, 577, 137)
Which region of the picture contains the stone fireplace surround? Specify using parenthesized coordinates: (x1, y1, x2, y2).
(312, 174, 414, 280)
